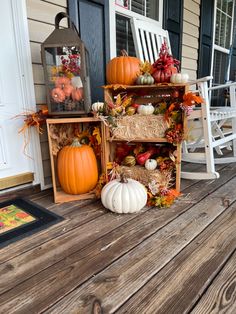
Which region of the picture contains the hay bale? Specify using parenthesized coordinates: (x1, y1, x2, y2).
(119, 165, 172, 188)
(111, 114, 168, 140)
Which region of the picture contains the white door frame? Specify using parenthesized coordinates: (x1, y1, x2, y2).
(3, 0, 44, 190)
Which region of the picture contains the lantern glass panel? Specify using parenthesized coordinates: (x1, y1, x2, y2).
(45, 46, 85, 113)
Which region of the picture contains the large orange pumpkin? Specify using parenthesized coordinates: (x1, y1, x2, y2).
(57, 138, 98, 194)
(106, 50, 140, 85)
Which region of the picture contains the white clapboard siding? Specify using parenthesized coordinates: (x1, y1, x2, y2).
(181, 0, 200, 79)
(42, 0, 67, 7)
(30, 42, 42, 63)
(183, 21, 199, 38)
(184, 8, 200, 27)
(32, 64, 45, 84)
(184, 0, 200, 15)
(34, 85, 47, 105)
(182, 45, 198, 60)
(26, 0, 68, 187)
(26, 0, 67, 26)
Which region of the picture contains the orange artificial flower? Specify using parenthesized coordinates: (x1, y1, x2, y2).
(182, 92, 204, 106)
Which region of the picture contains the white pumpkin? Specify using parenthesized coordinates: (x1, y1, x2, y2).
(145, 159, 157, 170)
(92, 101, 104, 112)
(137, 104, 154, 115)
(170, 73, 189, 84)
(101, 176, 147, 214)
(71, 76, 83, 88)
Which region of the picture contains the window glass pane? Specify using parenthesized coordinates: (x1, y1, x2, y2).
(227, 0, 233, 15)
(226, 16, 232, 48)
(116, 14, 135, 56)
(212, 51, 229, 106)
(222, 0, 227, 12)
(220, 13, 226, 47)
(215, 10, 221, 46)
(217, 0, 222, 10)
(130, 0, 159, 20)
(215, 9, 232, 49)
(213, 50, 228, 85)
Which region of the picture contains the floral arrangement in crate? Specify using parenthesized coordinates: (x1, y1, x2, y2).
(96, 142, 180, 208)
(94, 87, 203, 145)
(49, 48, 84, 112)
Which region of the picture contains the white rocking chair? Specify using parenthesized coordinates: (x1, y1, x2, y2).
(130, 16, 236, 180)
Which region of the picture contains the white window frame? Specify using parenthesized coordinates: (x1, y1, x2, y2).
(210, 0, 235, 84)
(109, 0, 163, 58)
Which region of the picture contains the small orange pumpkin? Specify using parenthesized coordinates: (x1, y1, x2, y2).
(55, 76, 70, 88)
(72, 87, 83, 101)
(106, 50, 140, 85)
(57, 138, 98, 195)
(51, 87, 66, 103)
(63, 84, 74, 97)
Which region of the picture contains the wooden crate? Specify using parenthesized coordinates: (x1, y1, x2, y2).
(103, 84, 188, 193)
(47, 117, 106, 203)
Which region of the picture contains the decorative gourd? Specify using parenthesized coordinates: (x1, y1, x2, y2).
(123, 155, 136, 167)
(152, 42, 180, 83)
(71, 76, 83, 88)
(137, 104, 154, 115)
(136, 73, 154, 85)
(101, 175, 147, 213)
(63, 84, 74, 97)
(92, 102, 104, 112)
(170, 73, 189, 84)
(106, 50, 140, 85)
(145, 159, 158, 170)
(125, 106, 136, 115)
(55, 77, 71, 88)
(57, 138, 98, 195)
(72, 87, 83, 101)
(51, 87, 66, 103)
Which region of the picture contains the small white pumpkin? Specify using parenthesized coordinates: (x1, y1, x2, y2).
(92, 101, 104, 112)
(137, 104, 154, 115)
(145, 159, 158, 170)
(101, 175, 147, 214)
(170, 73, 189, 84)
(71, 76, 83, 88)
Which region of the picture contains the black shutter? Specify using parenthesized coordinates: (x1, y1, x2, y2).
(68, 0, 110, 102)
(230, 4, 236, 81)
(198, 0, 214, 78)
(163, 0, 183, 61)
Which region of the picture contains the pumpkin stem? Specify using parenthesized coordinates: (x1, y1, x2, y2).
(120, 49, 128, 57)
(71, 138, 82, 147)
(120, 173, 128, 183)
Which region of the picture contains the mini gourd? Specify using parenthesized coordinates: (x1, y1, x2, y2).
(92, 101, 104, 112)
(136, 73, 154, 85)
(145, 159, 158, 170)
(137, 104, 154, 115)
(101, 175, 147, 214)
(170, 73, 189, 84)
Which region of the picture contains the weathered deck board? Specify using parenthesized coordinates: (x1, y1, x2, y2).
(44, 193, 233, 314)
(191, 249, 236, 314)
(0, 162, 236, 313)
(118, 204, 236, 314)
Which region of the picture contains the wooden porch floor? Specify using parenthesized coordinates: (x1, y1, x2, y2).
(1, 162, 236, 313)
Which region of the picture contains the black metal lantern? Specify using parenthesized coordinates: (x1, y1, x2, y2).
(41, 12, 91, 116)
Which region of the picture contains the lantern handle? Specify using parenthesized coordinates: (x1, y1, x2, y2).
(55, 12, 73, 29)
